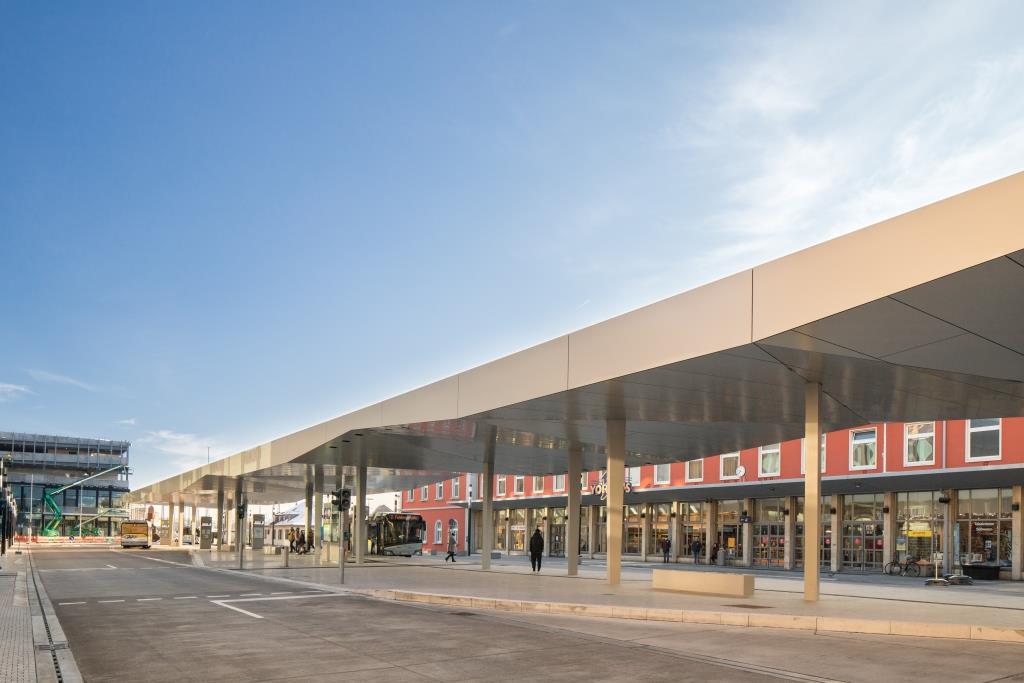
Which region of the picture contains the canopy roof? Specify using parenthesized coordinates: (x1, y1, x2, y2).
(129, 172, 1024, 506)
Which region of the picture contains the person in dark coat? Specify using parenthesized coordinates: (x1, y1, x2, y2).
(661, 538, 671, 563)
(444, 532, 457, 562)
(691, 538, 703, 564)
(529, 528, 544, 572)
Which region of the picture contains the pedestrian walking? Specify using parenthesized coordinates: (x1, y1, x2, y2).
(529, 528, 544, 572)
(711, 542, 720, 565)
(444, 532, 457, 562)
(661, 538, 671, 563)
(298, 530, 307, 554)
(287, 528, 295, 553)
(691, 538, 702, 564)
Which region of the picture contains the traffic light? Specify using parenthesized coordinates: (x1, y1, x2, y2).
(332, 488, 351, 511)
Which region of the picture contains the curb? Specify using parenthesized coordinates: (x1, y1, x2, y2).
(363, 589, 1024, 645)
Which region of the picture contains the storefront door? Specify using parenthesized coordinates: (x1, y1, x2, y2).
(842, 522, 883, 571)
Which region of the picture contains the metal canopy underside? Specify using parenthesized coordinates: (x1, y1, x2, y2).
(129, 173, 1024, 507)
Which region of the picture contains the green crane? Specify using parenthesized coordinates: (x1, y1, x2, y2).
(40, 464, 127, 537)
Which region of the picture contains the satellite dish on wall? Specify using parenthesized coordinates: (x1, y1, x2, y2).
(735, 465, 746, 477)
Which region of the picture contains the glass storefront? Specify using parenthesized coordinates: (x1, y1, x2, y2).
(717, 500, 742, 565)
(579, 506, 590, 554)
(842, 494, 884, 571)
(794, 495, 832, 568)
(895, 491, 944, 567)
(649, 503, 671, 556)
(493, 511, 507, 551)
(549, 507, 566, 557)
(752, 498, 785, 567)
(510, 508, 527, 552)
(624, 505, 643, 554)
(681, 502, 705, 562)
(957, 489, 1013, 569)
(594, 506, 607, 554)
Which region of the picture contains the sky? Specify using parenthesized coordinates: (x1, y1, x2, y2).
(2, 2, 1023, 489)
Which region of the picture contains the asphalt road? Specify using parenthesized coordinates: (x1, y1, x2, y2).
(32, 547, 1024, 683)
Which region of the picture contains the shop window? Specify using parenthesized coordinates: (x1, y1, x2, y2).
(850, 429, 876, 469)
(497, 476, 506, 496)
(513, 476, 525, 494)
(533, 476, 544, 493)
(434, 520, 443, 544)
(966, 419, 1001, 461)
(956, 489, 1012, 568)
(685, 459, 703, 483)
(654, 463, 671, 484)
(905, 422, 935, 466)
(626, 466, 641, 486)
(435, 482, 444, 500)
(720, 452, 740, 479)
(553, 474, 565, 491)
(451, 477, 460, 500)
(758, 444, 780, 477)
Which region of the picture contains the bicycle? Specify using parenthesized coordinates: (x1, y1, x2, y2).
(883, 556, 921, 577)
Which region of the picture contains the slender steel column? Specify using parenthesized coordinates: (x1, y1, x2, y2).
(313, 465, 324, 564)
(606, 419, 625, 586)
(1012, 485, 1022, 581)
(177, 501, 185, 548)
(216, 489, 224, 550)
(355, 465, 367, 564)
(480, 429, 496, 570)
(304, 479, 313, 548)
(167, 502, 176, 547)
(803, 381, 822, 602)
(566, 448, 582, 576)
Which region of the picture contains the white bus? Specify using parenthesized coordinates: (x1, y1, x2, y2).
(120, 520, 153, 549)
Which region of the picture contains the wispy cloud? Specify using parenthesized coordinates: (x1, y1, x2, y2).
(0, 383, 32, 401)
(116, 417, 137, 426)
(26, 369, 98, 392)
(137, 430, 222, 470)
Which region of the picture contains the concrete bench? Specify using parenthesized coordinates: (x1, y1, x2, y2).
(652, 569, 754, 597)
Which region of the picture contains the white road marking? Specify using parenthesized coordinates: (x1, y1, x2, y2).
(209, 592, 347, 619)
(173, 596, 197, 600)
(207, 594, 230, 598)
(58, 602, 86, 606)
(105, 564, 117, 569)
(137, 598, 163, 601)
(270, 591, 293, 595)
(239, 593, 263, 596)
(98, 599, 125, 603)
(300, 589, 326, 593)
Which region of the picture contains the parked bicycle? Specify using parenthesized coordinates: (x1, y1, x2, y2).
(883, 556, 921, 577)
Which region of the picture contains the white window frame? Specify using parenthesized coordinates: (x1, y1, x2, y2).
(720, 452, 741, 480)
(451, 477, 460, 500)
(685, 459, 703, 483)
(850, 428, 877, 470)
(496, 476, 506, 497)
(420, 485, 428, 501)
(533, 476, 544, 493)
(654, 463, 671, 485)
(554, 474, 565, 492)
(407, 489, 414, 502)
(904, 421, 936, 467)
(513, 476, 525, 495)
(800, 434, 827, 474)
(758, 444, 781, 478)
(966, 418, 1001, 462)
(435, 482, 444, 499)
(434, 520, 443, 544)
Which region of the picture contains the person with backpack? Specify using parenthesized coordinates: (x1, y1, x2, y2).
(529, 528, 544, 572)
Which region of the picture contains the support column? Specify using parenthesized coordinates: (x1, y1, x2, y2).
(883, 491, 896, 568)
(606, 419, 625, 586)
(744, 498, 755, 568)
(304, 479, 313, 549)
(235, 479, 246, 568)
(335, 466, 346, 565)
(355, 465, 367, 564)
(943, 489, 955, 574)
(783, 496, 796, 570)
(803, 382, 822, 602)
(705, 500, 718, 564)
(670, 502, 681, 562)
(831, 495, 843, 574)
(588, 505, 598, 559)
(567, 448, 582, 576)
(177, 501, 185, 548)
(640, 504, 650, 562)
(313, 465, 324, 564)
(216, 489, 224, 550)
(1012, 485, 1022, 581)
(481, 429, 496, 571)
(167, 502, 176, 546)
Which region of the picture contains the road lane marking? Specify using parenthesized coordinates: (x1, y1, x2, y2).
(98, 599, 125, 603)
(239, 593, 263, 596)
(270, 591, 293, 595)
(207, 595, 230, 598)
(105, 564, 117, 569)
(58, 602, 86, 605)
(301, 589, 326, 593)
(174, 596, 197, 600)
(137, 598, 163, 601)
(210, 592, 348, 619)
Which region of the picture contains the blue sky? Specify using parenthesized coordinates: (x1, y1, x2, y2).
(2, 2, 1023, 487)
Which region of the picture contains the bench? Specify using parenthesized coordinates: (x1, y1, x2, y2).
(652, 569, 754, 597)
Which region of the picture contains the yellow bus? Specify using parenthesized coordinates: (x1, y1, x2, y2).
(120, 520, 153, 549)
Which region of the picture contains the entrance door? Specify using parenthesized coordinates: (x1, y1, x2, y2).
(549, 524, 565, 557)
(842, 522, 883, 571)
